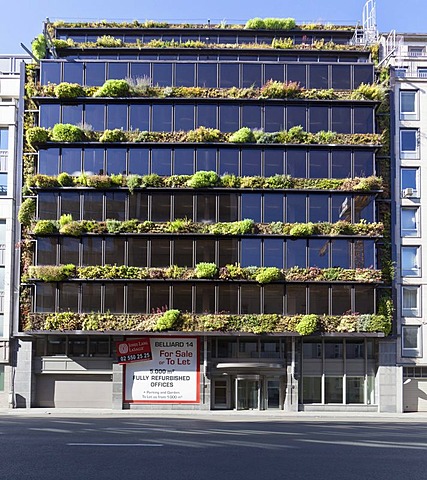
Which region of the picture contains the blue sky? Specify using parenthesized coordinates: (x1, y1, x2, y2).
(0, 0, 423, 54)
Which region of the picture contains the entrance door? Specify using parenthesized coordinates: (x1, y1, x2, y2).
(236, 377, 260, 410)
(266, 378, 280, 409)
(213, 378, 230, 409)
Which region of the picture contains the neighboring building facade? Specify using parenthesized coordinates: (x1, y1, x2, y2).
(0, 55, 29, 407)
(13, 19, 397, 411)
(382, 33, 427, 411)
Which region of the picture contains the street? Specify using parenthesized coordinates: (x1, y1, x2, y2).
(0, 413, 426, 479)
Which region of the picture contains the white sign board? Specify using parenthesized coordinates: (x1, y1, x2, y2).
(124, 337, 200, 404)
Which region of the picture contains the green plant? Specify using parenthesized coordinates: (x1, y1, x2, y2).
(166, 218, 193, 233)
(26, 127, 50, 146)
(296, 314, 318, 335)
(99, 129, 127, 142)
(32, 174, 58, 188)
(93, 79, 130, 97)
(352, 82, 385, 101)
(31, 34, 47, 60)
(154, 309, 181, 331)
(186, 170, 219, 188)
(96, 35, 123, 47)
(229, 127, 256, 143)
(289, 223, 315, 237)
(195, 262, 218, 279)
(59, 220, 86, 236)
(255, 267, 281, 284)
(141, 173, 163, 187)
(271, 37, 294, 49)
(51, 124, 85, 142)
(28, 264, 75, 282)
(245, 18, 266, 29)
(57, 172, 74, 186)
(185, 126, 221, 142)
(32, 219, 57, 235)
(54, 82, 85, 99)
(264, 18, 296, 29)
(59, 214, 73, 228)
(18, 198, 36, 226)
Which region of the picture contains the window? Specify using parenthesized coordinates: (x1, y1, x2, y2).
(408, 46, 424, 57)
(418, 68, 427, 79)
(400, 129, 419, 158)
(401, 167, 419, 197)
(402, 286, 420, 317)
(402, 325, 421, 357)
(401, 208, 419, 237)
(400, 91, 417, 120)
(401, 246, 420, 276)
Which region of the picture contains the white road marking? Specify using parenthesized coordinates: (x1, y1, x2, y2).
(68, 443, 163, 447)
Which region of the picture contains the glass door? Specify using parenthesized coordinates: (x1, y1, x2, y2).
(236, 377, 260, 410)
(266, 378, 280, 409)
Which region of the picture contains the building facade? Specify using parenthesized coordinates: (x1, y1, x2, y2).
(381, 33, 427, 412)
(14, 19, 397, 411)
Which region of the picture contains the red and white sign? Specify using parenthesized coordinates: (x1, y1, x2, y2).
(116, 338, 152, 364)
(124, 337, 200, 404)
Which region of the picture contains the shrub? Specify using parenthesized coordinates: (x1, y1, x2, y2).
(289, 223, 315, 237)
(185, 126, 221, 142)
(59, 221, 86, 236)
(32, 219, 57, 235)
(166, 218, 193, 233)
(57, 172, 74, 186)
(127, 174, 142, 193)
(86, 175, 112, 188)
(260, 80, 301, 99)
(33, 174, 58, 188)
(93, 79, 130, 97)
(245, 18, 266, 29)
(296, 314, 318, 335)
(154, 309, 181, 331)
(195, 262, 218, 279)
(264, 18, 296, 30)
(255, 267, 281, 284)
(271, 37, 294, 49)
(135, 131, 158, 142)
(18, 198, 36, 226)
(187, 170, 219, 188)
(59, 214, 73, 227)
(54, 82, 85, 99)
(96, 35, 123, 47)
(141, 173, 163, 187)
(51, 124, 85, 142)
(99, 129, 127, 142)
(31, 34, 47, 60)
(315, 130, 337, 144)
(366, 314, 392, 335)
(28, 264, 75, 282)
(26, 127, 50, 146)
(220, 174, 241, 188)
(229, 127, 256, 143)
(352, 83, 385, 101)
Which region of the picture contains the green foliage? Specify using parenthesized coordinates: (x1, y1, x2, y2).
(126, 174, 142, 193)
(96, 35, 123, 47)
(86, 175, 113, 188)
(245, 18, 266, 29)
(255, 267, 281, 284)
(166, 218, 193, 233)
(93, 79, 130, 97)
(260, 80, 301, 98)
(229, 127, 256, 143)
(245, 17, 296, 30)
(352, 82, 385, 101)
(271, 37, 294, 49)
(28, 264, 75, 282)
(366, 315, 392, 336)
(31, 34, 47, 60)
(209, 219, 254, 235)
(154, 310, 181, 331)
(18, 198, 36, 226)
(141, 173, 163, 187)
(57, 172, 74, 186)
(26, 127, 50, 146)
(59, 220, 86, 236)
(185, 126, 221, 142)
(59, 214, 73, 227)
(195, 262, 218, 279)
(32, 174, 58, 188)
(289, 222, 315, 237)
(54, 82, 85, 99)
(296, 314, 318, 335)
(186, 170, 219, 188)
(51, 124, 85, 142)
(32, 220, 58, 235)
(99, 129, 127, 142)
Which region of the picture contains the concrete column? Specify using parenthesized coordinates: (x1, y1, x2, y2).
(378, 338, 398, 413)
(112, 362, 123, 410)
(284, 337, 298, 412)
(13, 338, 34, 408)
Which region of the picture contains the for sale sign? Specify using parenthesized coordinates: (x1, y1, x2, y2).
(116, 338, 152, 364)
(124, 337, 200, 404)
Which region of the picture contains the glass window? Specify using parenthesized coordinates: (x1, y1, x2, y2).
(354, 107, 373, 134)
(242, 193, 261, 222)
(264, 150, 283, 177)
(286, 105, 306, 130)
(83, 192, 103, 220)
(61, 148, 81, 175)
(108, 62, 128, 80)
(172, 284, 193, 312)
(309, 64, 328, 89)
(173, 238, 193, 267)
(39, 104, 60, 129)
(175, 104, 194, 131)
(174, 148, 194, 175)
(153, 63, 172, 87)
(36, 284, 56, 312)
(219, 149, 239, 176)
(81, 283, 101, 313)
(196, 239, 215, 264)
(218, 194, 238, 222)
(129, 104, 149, 131)
(105, 283, 124, 313)
(107, 104, 128, 130)
(152, 104, 172, 131)
(63, 62, 84, 84)
(129, 192, 148, 221)
(242, 105, 261, 130)
(62, 104, 83, 125)
(286, 284, 306, 315)
(219, 238, 238, 265)
(286, 194, 306, 223)
(346, 377, 364, 404)
(152, 149, 172, 176)
(355, 285, 374, 314)
(106, 148, 126, 175)
(60, 191, 80, 219)
(129, 63, 150, 82)
(264, 284, 284, 314)
(263, 193, 283, 223)
(309, 150, 328, 178)
(39, 148, 59, 176)
(332, 65, 351, 89)
(82, 237, 102, 265)
(331, 150, 351, 178)
(218, 285, 238, 314)
(197, 104, 217, 129)
(241, 150, 261, 176)
(325, 341, 343, 359)
(37, 238, 57, 265)
(84, 104, 105, 131)
(127, 284, 147, 313)
(38, 192, 58, 220)
(265, 105, 284, 132)
(241, 285, 260, 314)
(242, 64, 261, 87)
(219, 105, 239, 132)
(219, 64, 239, 88)
(401, 167, 419, 197)
(128, 238, 147, 267)
(402, 286, 420, 317)
(354, 195, 373, 223)
(331, 239, 350, 268)
(402, 325, 421, 357)
(196, 284, 215, 313)
(331, 107, 351, 134)
(287, 150, 306, 178)
(198, 64, 217, 88)
(354, 239, 375, 269)
(308, 239, 329, 268)
(85, 62, 106, 86)
(401, 208, 419, 237)
(400, 129, 418, 158)
(400, 90, 417, 120)
(264, 239, 283, 268)
(151, 238, 170, 267)
(41, 61, 61, 85)
(309, 106, 328, 133)
(196, 148, 216, 171)
(265, 64, 284, 83)
(286, 64, 306, 87)
(354, 150, 373, 177)
(151, 194, 170, 222)
(353, 64, 374, 87)
(310, 285, 329, 314)
(332, 285, 351, 315)
(176, 63, 195, 87)
(60, 237, 80, 265)
(241, 238, 261, 267)
(105, 237, 125, 265)
(401, 246, 420, 276)
(59, 283, 79, 312)
(302, 377, 321, 403)
(129, 148, 149, 175)
(309, 195, 328, 222)
(346, 340, 365, 359)
(174, 193, 194, 220)
(286, 240, 306, 269)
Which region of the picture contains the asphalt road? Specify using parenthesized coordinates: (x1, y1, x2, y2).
(0, 414, 426, 480)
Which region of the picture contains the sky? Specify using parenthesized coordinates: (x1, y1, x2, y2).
(0, 0, 425, 54)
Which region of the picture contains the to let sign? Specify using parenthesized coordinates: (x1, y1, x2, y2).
(116, 338, 152, 364)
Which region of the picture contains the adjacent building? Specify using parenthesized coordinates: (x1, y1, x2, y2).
(13, 18, 397, 411)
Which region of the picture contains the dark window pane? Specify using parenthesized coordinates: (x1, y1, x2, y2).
(40, 104, 60, 128)
(197, 105, 217, 129)
(286, 239, 306, 268)
(355, 285, 374, 314)
(332, 285, 351, 315)
(286, 64, 306, 87)
(173, 238, 193, 267)
(175, 104, 194, 131)
(310, 195, 328, 222)
(176, 63, 195, 87)
(331, 106, 351, 134)
(287, 150, 307, 178)
(354, 107, 373, 134)
(286, 105, 306, 130)
(105, 237, 125, 265)
(174, 193, 193, 220)
(332, 194, 349, 223)
(127, 284, 147, 313)
(129, 104, 149, 131)
(354, 150, 373, 177)
(129, 192, 148, 220)
(151, 194, 170, 222)
(264, 239, 283, 268)
(128, 238, 147, 267)
(36, 284, 56, 313)
(287, 284, 306, 315)
(309, 285, 329, 314)
(265, 105, 284, 132)
(152, 104, 172, 131)
(63, 62, 84, 84)
(153, 63, 172, 86)
(105, 284, 124, 313)
(106, 148, 126, 175)
(82, 237, 102, 265)
(242, 193, 261, 222)
(309, 64, 328, 89)
(241, 285, 260, 313)
(62, 104, 83, 125)
(354, 65, 374, 87)
(129, 148, 149, 175)
(265, 64, 284, 83)
(196, 194, 216, 222)
(37, 238, 57, 265)
(84, 104, 105, 131)
(196, 239, 215, 264)
(38, 192, 58, 220)
(60, 191, 80, 219)
(129, 63, 150, 82)
(150, 284, 170, 311)
(59, 283, 79, 312)
(219, 104, 239, 132)
(309, 150, 329, 179)
(86, 62, 106, 86)
(241, 238, 261, 267)
(309, 239, 329, 268)
(62, 148, 81, 175)
(354, 195, 373, 222)
(41, 61, 61, 85)
(264, 284, 284, 314)
(60, 237, 80, 265)
(331, 239, 350, 268)
(220, 64, 239, 88)
(173, 284, 193, 312)
(219, 149, 239, 176)
(81, 284, 101, 312)
(242, 64, 261, 87)
(309, 106, 328, 133)
(242, 105, 261, 130)
(198, 64, 217, 88)
(196, 148, 216, 171)
(263, 193, 283, 222)
(83, 192, 104, 221)
(219, 238, 238, 265)
(218, 194, 238, 222)
(286, 194, 306, 223)
(152, 149, 172, 176)
(39, 148, 59, 176)
(332, 150, 351, 178)
(108, 62, 128, 80)
(174, 148, 194, 175)
(150, 238, 170, 267)
(265, 150, 283, 177)
(107, 104, 128, 130)
(354, 239, 375, 269)
(218, 285, 238, 313)
(241, 150, 261, 176)
(196, 284, 215, 313)
(332, 65, 351, 89)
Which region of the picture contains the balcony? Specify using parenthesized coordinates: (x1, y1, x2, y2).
(0, 55, 29, 75)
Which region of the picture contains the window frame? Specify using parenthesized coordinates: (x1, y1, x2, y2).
(401, 325, 422, 357)
(401, 207, 420, 237)
(401, 245, 421, 277)
(400, 90, 418, 120)
(400, 128, 419, 159)
(402, 286, 421, 317)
